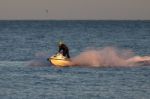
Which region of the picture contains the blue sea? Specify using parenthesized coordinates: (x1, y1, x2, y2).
(0, 20, 150, 99)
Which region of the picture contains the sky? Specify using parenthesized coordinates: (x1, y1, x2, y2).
(0, 0, 150, 20)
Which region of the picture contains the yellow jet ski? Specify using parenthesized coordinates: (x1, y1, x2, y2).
(48, 53, 73, 67)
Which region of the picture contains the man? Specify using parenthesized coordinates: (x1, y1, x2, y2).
(58, 41, 70, 58)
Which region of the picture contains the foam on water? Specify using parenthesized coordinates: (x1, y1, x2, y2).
(72, 47, 150, 67)
(27, 51, 50, 66)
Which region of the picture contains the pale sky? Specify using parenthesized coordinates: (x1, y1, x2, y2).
(0, 0, 150, 20)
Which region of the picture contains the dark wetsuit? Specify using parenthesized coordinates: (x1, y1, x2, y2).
(58, 44, 70, 58)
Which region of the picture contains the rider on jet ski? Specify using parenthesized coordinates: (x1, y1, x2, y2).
(58, 41, 70, 58)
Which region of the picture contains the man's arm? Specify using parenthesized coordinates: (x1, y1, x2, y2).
(58, 46, 61, 52)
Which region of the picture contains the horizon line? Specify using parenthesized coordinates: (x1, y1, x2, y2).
(0, 19, 150, 21)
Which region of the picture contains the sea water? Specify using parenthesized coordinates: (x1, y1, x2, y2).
(0, 20, 150, 99)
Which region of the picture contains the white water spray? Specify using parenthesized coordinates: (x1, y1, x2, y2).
(71, 47, 150, 67)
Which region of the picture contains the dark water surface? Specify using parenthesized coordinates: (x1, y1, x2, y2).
(0, 20, 150, 99)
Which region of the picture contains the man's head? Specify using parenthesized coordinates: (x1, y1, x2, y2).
(59, 41, 63, 46)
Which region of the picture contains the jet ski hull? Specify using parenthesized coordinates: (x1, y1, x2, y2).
(48, 53, 73, 67)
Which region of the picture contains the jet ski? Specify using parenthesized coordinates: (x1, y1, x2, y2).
(48, 53, 73, 67)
